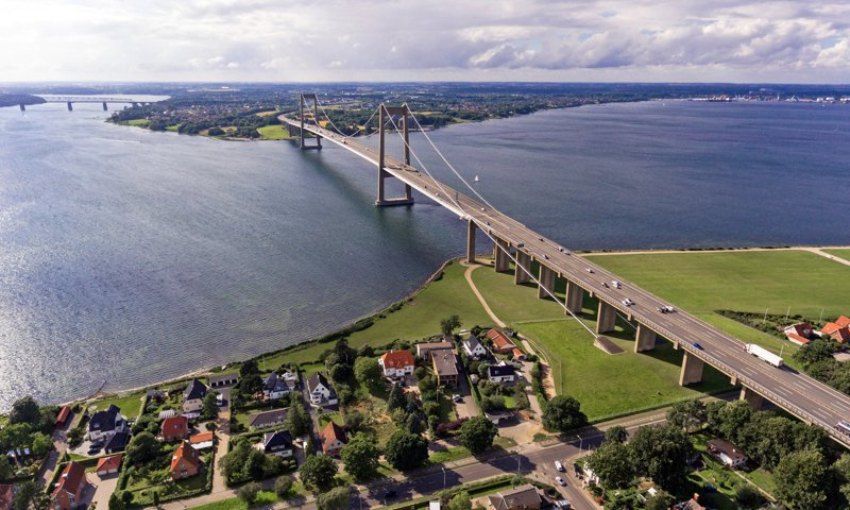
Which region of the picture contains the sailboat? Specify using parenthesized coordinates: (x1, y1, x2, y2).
(474, 175, 480, 183)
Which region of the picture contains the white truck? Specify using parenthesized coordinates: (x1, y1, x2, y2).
(745, 344, 783, 368)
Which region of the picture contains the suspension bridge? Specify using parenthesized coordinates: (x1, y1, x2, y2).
(281, 93, 850, 448)
(20, 96, 151, 112)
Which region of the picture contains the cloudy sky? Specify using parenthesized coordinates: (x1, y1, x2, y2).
(2, 0, 849, 83)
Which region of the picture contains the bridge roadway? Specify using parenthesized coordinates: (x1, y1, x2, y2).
(282, 115, 850, 448)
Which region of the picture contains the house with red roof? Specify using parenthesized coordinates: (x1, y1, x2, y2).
(320, 421, 347, 457)
(170, 441, 201, 480)
(52, 462, 89, 510)
(486, 328, 517, 354)
(161, 415, 190, 442)
(95, 454, 123, 477)
(55, 406, 72, 428)
(378, 350, 415, 378)
(822, 321, 850, 344)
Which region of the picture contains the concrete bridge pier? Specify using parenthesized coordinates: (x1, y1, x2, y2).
(740, 387, 765, 409)
(19, 104, 25, 111)
(67, 102, 73, 111)
(634, 324, 657, 353)
(538, 265, 555, 299)
(102, 102, 108, 111)
(564, 281, 583, 314)
(514, 251, 531, 284)
(679, 352, 704, 386)
(493, 239, 511, 272)
(466, 220, 477, 263)
(596, 301, 617, 333)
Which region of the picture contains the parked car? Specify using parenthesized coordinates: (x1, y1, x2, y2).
(452, 394, 463, 403)
(555, 476, 566, 486)
(554, 460, 565, 472)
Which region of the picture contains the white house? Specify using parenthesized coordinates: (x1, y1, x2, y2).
(263, 372, 294, 400)
(462, 335, 489, 358)
(182, 379, 208, 413)
(378, 350, 415, 378)
(87, 405, 128, 443)
(487, 363, 517, 384)
(306, 373, 338, 407)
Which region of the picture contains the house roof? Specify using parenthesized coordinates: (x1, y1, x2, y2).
(56, 405, 71, 425)
(96, 454, 123, 473)
(463, 336, 484, 353)
(381, 350, 415, 369)
(105, 432, 130, 452)
(432, 351, 459, 377)
(786, 333, 811, 346)
(170, 441, 200, 473)
(511, 348, 525, 358)
(161, 416, 189, 438)
(263, 430, 293, 450)
(307, 373, 331, 393)
(249, 408, 288, 428)
(208, 373, 238, 385)
(831, 327, 850, 343)
(264, 372, 290, 392)
(184, 379, 208, 400)
(784, 322, 813, 337)
(53, 462, 86, 497)
(488, 364, 516, 378)
(486, 329, 516, 351)
(321, 421, 347, 452)
(415, 341, 454, 356)
(837, 316, 850, 328)
(190, 431, 214, 445)
(488, 484, 540, 510)
(707, 438, 746, 464)
(89, 405, 122, 432)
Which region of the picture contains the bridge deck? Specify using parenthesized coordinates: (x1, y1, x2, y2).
(282, 115, 850, 447)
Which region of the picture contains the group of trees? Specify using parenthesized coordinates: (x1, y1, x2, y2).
(0, 397, 57, 478)
(586, 423, 694, 495)
(793, 338, 850, 395)
(542, 395, 587, 434)
(321, 338, 360, 407)
(220, 438, 292, 485)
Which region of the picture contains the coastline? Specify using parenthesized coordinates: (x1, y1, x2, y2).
(76, 244, 850, 408)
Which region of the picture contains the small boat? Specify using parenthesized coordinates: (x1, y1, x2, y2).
(474, 175, 479, 183)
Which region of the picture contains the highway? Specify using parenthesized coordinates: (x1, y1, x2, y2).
(281, 115, 850, 448)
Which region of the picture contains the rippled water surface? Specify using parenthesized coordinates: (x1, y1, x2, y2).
(1, 100, 848, 408)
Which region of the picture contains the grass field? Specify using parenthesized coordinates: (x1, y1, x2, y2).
(257, 261, 490, 367)
(257, 124, 294, 141)
(825, 249, 850, 263)
(126, 119, 150, 128)
(89, 390, 145, 418)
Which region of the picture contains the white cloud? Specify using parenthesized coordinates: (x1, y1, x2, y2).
(0, 0, 848, 82)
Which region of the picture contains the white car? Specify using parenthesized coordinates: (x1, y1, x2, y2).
(586, 268, 594, 274)
(553, 500, 571, 509)
(554, 460, 565, 472)
(611, 280, 622, 289)
(658, 305, 676, 313)
(622, 298, 635, 307)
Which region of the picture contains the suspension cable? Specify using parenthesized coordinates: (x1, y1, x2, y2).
(316, 101, 378, 139)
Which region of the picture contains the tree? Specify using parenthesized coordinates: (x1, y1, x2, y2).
(330, 363, 353, 383)
(666, 399, 706, 433)
(628, 425, 693, 493)
(12, 480, 48, 510)
(30, 433, 52, 457)
(354, 357, 381, 387)
(716, 401, 753, 445)
(735, 485, 765, 509)
(340, 434, 379, 482)
(542, 395, 587, 433)
(384, 430, 429, 471)
(586, 441, 635, 489)
(240, 359, 259, 377)
(604, 488, 644, 510)
(774, 449, 833, 510)
(108, 492, 126, 510)
(274, 476, 294, 497)
(125, 432, 159, 465)
(645, 490, 675, 510)
(440, 315, 461, 337)
(238, 373, 263, 395)
(794, 339, 837, 366)
(316, 487, 350, 510)
(458, 417, 498, 454)
(201, 391, 219, 420)
(246, 449, 267, 480)
(387, 383, 406, 411)
(286, 401, 310, 437)
(0, 456, 13, 481)
(9, 397, 40, 425)
(446, 491, 472, 510)
(299, 454, 338, 491)
(237, 482, 261, 504)
(604, 425, 628, 444)
(333, 338, 357, 366)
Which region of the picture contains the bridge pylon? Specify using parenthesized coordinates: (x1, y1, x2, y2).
(298, 93, 322, 151)
(376, 104, 414, 206)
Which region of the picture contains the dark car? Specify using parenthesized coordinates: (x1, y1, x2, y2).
(693, 342, 704, 350)
(384, 490, 398, 500)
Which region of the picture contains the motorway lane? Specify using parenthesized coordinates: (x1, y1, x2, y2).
(284, 117, 850, 447)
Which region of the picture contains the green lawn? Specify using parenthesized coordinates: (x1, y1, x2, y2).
(825, 249, 850, 263)
(256, 261, 490, 367)
(89, 391, 145, 418)
(126, 118, 150, 127)
(189, 483, 304, 510)
(257, 124, 294, 140)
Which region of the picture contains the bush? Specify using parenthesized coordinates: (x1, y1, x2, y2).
(237, 482, 261, 504)
(274, 476, 293, 497)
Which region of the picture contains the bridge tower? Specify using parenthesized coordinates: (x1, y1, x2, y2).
(376, 104, 414, 206)
(67, 102, 73, 112)
(298, 93, 322, 151)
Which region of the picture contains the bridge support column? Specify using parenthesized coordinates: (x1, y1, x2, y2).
(375, 104, 413, 206)
(679, 353, 704, 386)
(493, 239, 510, 272)
(102, 102, 108, 111)
(19, 104, 25, 112)
(596, 301, 616, 334)
(538, 265, 555, 300)
(299, 93, 322, 151)
(514, 251, 531, 285)
(565, 281, 583, 314)
(466, 220, 476, 264)
(634, 324, 657, 353)
(67, 102, 73, 111)
(739, 387, 765, 409)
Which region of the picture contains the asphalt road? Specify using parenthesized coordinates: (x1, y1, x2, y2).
(284, 116, 850, 449)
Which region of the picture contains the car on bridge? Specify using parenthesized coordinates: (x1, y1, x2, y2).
(622, 298, 635, 307)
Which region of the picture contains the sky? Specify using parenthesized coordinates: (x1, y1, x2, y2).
(1, 0, 849, 83)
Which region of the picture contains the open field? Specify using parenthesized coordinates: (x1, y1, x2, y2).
(257, 261, 490, 367)
(89, 390, 145, 418)
(825, 249, 850, 263)
(257, 124, 293, 140)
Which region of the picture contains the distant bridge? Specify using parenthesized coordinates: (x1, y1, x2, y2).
(282, 92, 850, 449)
(20, 96, 153, 112)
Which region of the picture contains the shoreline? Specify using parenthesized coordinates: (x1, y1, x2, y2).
(73, 244, 850, 408)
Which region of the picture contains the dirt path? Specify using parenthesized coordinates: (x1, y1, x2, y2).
(582, 245, 850, 257)
(461, 262, 507, 328)
(802, 247, 850, 267)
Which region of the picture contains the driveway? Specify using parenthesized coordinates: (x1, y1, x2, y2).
(454, 376, 478, 420)
(91, 473, 119, 510)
